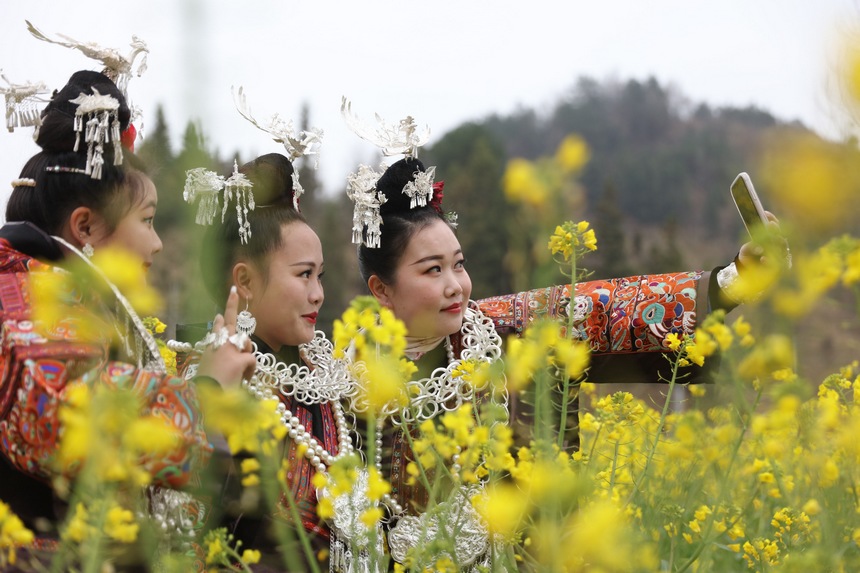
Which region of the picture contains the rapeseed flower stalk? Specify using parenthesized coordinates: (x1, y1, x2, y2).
(333, 296, 415, 415)
(143, 316, 178, 375)
(547, 219, 596, 451)
(203, 528, 261, 572)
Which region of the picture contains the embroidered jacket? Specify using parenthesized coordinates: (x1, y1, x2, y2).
(0, 223, 211, 531)
(477, 271, 716, 384)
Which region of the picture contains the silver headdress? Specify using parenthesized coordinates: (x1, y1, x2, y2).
(26, 21, 148, 102)
(68, 88, 123, 179)
(346, 164, 387, 248)
(223, 161, 255, 244)
(341, 97, 442, 247)
(183, 160, 255, 245)
(233, 86, 323, 211)
(183, 168, 226, 226)
(341, 97, 430, 158)
(1, 70, 48, 133)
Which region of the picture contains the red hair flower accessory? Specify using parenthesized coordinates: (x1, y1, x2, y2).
(121, 123, 137, 152)
(429, 180, 445, 214)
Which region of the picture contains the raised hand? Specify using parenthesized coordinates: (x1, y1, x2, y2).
(196, 286, 257, 389)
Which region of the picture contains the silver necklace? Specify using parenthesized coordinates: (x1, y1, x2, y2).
(346, 304, 504, 426)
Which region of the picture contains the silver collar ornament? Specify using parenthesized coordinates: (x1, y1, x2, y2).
(249, 330, 355, 406)
(346, 304, 505, 426)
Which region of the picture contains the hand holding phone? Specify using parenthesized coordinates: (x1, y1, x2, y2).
(730, 172, 769, 238)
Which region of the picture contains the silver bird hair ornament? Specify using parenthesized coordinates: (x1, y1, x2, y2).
(183, 161, 256, 244)
(233, 86, 323, 211)
(68, 88, 123, 179)
(341, 96, 430, 158)
(26, 20, 148, 102)
(1, 70, 48, 133)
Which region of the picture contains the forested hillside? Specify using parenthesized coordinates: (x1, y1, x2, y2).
(140, 75, 859, 383)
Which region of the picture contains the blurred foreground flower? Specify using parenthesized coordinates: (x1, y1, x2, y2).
(197, 386, 287, 456)
(333, 296, 415, 415)
(56, 383, 181, 486)
(0, 501, 34, 567)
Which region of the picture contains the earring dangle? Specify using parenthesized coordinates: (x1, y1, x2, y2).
(82, 242, 94, 258)
(237, 301, 256, 336)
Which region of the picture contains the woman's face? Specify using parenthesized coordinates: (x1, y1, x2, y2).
(374, 219, 472, 339)
(100, 175, 163, 275)
(248, 221, 325, 350)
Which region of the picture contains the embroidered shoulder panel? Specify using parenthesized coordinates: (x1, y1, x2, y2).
(477, 271, 702, 354)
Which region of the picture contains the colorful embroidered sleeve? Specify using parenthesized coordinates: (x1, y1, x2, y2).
(0, 271, 211, 488)
(477, 271, 714, 384)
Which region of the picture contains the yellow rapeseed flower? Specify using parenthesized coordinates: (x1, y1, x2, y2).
(503, 158, 549, 207)
(360, 507, 384, 528)
(555, 135, 591, 174)
(241, 549, 262, 565)
(0, 501, 35, 566)
(472, 483, 529, 541)
(104, 505, 139, 544)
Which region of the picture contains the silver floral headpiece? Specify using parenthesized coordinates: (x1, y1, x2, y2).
(1, 70, 48, 133)
(68, 88, 123, 179)
(233, 86, 323, 211)
(183, 160, 256, 244)
(26, 21, 148, 103)
(342, 98, 445, 247)
(346, 164, 387, 248)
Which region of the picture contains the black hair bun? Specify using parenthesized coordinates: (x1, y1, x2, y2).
(377, 157, 426, 216)
(239, 153, 296, 208)
(37, 70, 131, 153)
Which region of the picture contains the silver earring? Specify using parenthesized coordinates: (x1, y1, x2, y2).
(82, 242, 94, 258)
(237, 301, 256, 336)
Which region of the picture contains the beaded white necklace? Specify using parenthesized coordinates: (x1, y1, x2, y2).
(244, 331, 356, 471)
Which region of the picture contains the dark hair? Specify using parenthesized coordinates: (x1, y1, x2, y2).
(5, 70, 143, 235)
(200, 153, 307, 301)
(357, 157, 450, 285)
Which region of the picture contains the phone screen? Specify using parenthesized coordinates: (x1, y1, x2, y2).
(731, 173, 767, 235)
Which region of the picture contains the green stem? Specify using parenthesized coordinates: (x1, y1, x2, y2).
(402, 426, 438, 508)
(366, 410, 381, 569)
(629, 351, 681, 503)
(557, 252, 578, 450)
(268, 456, 321, 573)
(673, 390, 762, 573)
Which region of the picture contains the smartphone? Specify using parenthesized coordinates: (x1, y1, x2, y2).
(731, 172, 769, 237)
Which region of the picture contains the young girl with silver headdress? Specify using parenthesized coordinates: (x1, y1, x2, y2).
(178, 96, 355, 570)
(340, 101, 781, 569)
(0, 68, 255, 567)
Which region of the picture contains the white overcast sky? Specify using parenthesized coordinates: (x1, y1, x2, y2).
(1, 0, 859, 208)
